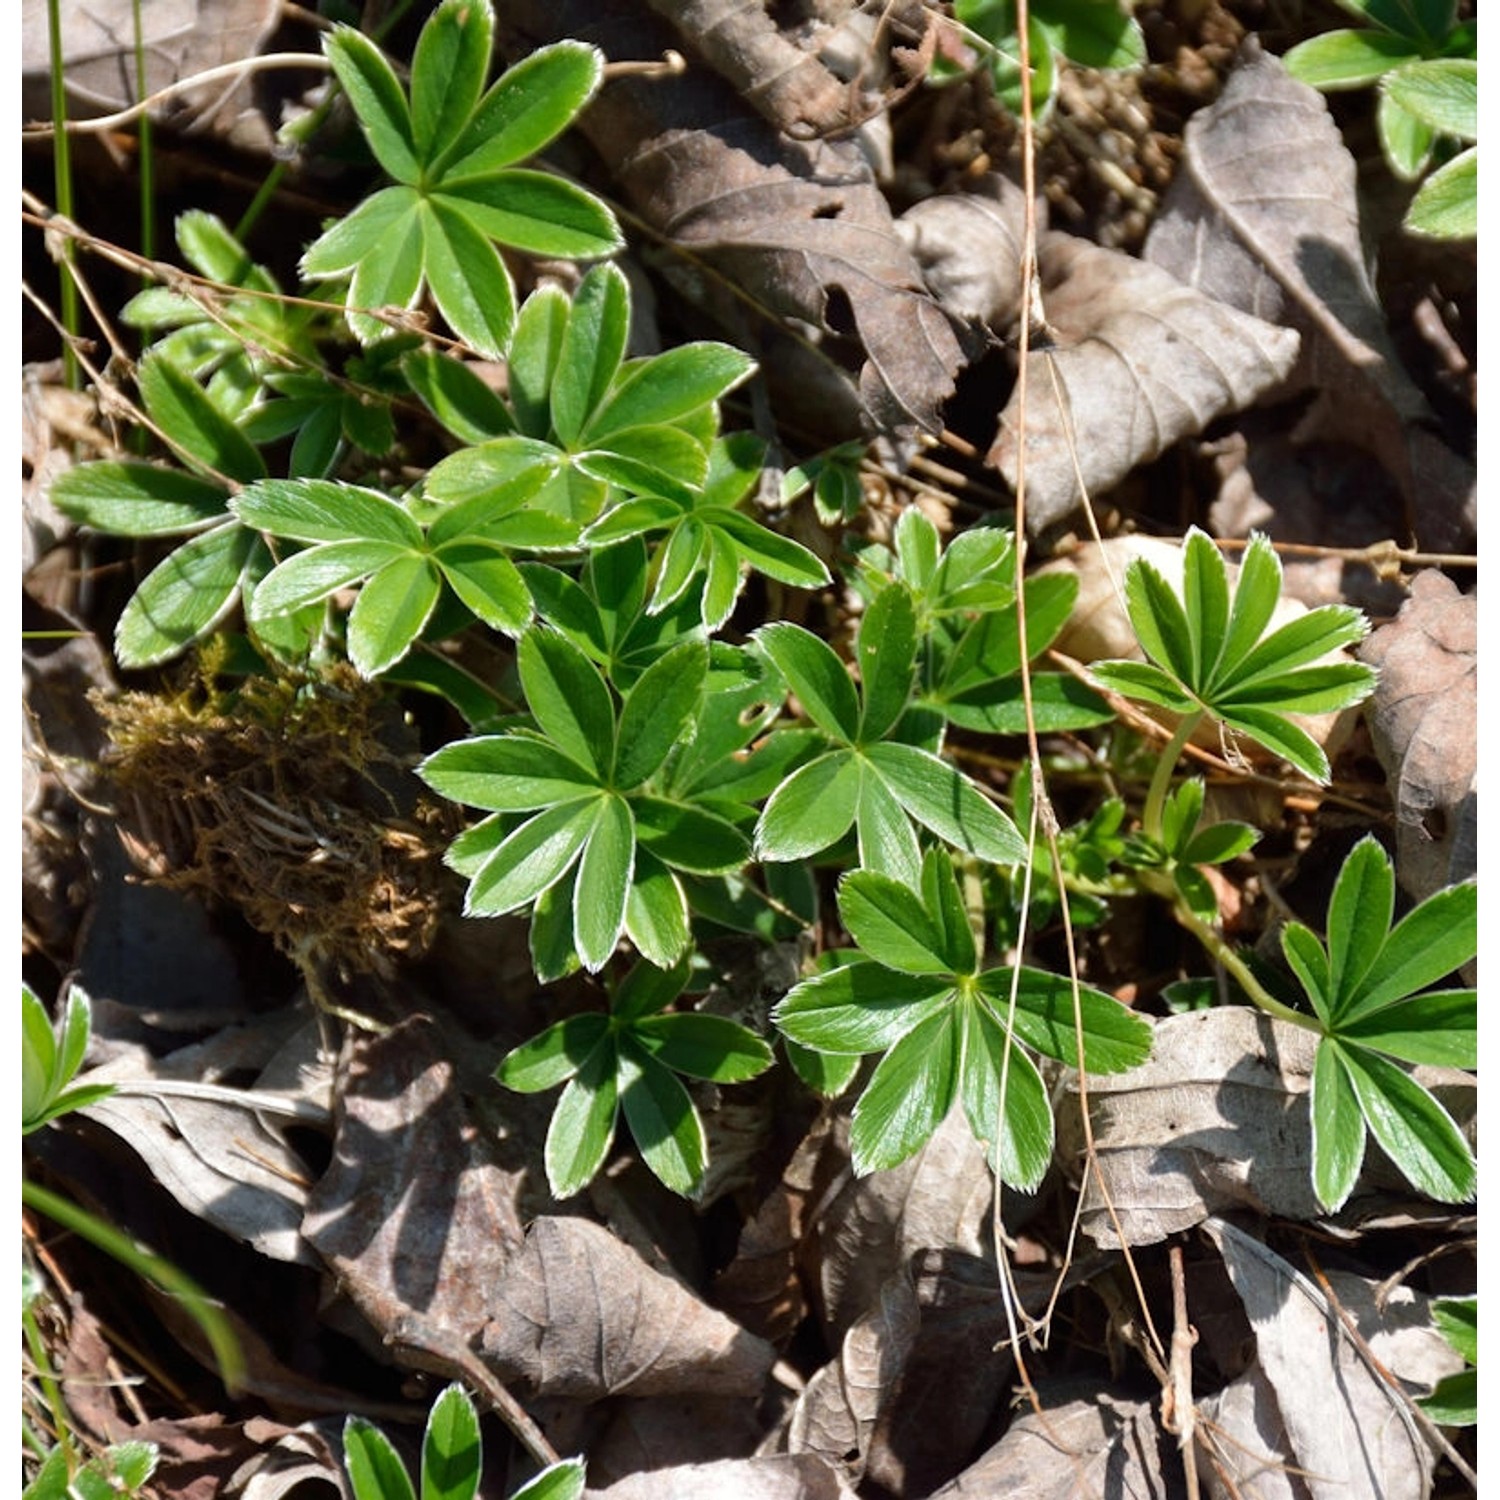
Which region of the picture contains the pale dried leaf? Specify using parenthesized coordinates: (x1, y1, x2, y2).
(988, 233, 1299, 534)
(21, 0, 283, 151)
(301, 1015, 529, 1345)
(80, 1013, 331, 1265)
(1055, 1010, 1325, 1249)
(497, 0, 965, 437)
(585, 1453, 859, 1499)
(478, 1215, 777, 1400)
(228, 1418, 349, 1500)
(1200, 1219, 1457, 1500)
(810, 1108, 992, 1337)
(1143, 39, 1474, 550)
(780, 1261, 920, 1481)
(925, 1384, 1169, 1498)
(1356, 569, 1476, 905)
(587, 1396, 764, 1487)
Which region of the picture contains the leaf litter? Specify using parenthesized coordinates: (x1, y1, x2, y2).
(21, 0, 1477, 1495)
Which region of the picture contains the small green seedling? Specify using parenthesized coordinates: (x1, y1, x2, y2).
(1283, 0, 1476, 238)
(498, 958, 773, 1197)
(23, 1439, 158, 1500)
(23, 983, 116, 1133)
(754, 581, 1029, 886)
(303, 0, 621, 355)
(1420, 1296, 1477, 1425)
(1279, 834, 1475, 1212)
(343, 1383, 585, 1500)
(774, 847, 1152, 1178)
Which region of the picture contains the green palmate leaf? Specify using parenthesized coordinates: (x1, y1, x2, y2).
(864, 741, 1026, 865)
(849, 1009, 959, 1174)
(923, 850, 978, 975)
(1339, 876, 1476, 1021)
(233, 479, 424, 547)
(1284, 28, 1419, 88)
(434, 541, 532, 633)
(1216, 533, 1283, 679)
(1431, 1296, 1478, 1366)
(1218, 705, 1331, 784)
(712, 509, 830, 590)
(1339, 1044, 1475, 1202)
(619, 1037, 706, 1195)
(1324, 835, 1393, 1004)
(1340, 991, 1476, 1067)
(1086, 660, 1199, 712)
(1124, 556, 1194, 686)
(508, 285, 571, 435)
(302, 186, 420, 279)
(614, 640, 708, 789)
(326, 27, 419, 184)
(1381, 90, 1437, 177)
(435, 173, 622, 259)
(1382, 57, 1476, 138)
(701, 530, 742, 630)
(551, 263, 629, 447)
(343, 1417, 417, 1500)
(651, 518, 707, 613)
(857, 585, 918, 742)
(583, 344, 754, 441)
(137, 355, 266, 483)
(580, 425, 709, 503)
(410, 0, 493, 162)
(574, 794, 634, 970)
(1281, 921, 1333, 1025)
(347, 554, 442, 676)
(50, 463, 228, 536)
(419, 199, 516, 357)
(838, 868, 958, 976)
(1182, 527, 1231, 682)
(855, 769, 923, 887)
(1159, 778, 1204, 857)
(1311, 1039, 1366, 1211)
(773, 961, 952, 1055)
(583, 497, 683, 547)
(894, 507, 941, 589)
(420, 1385, 482, 1500)
(612, 958, 690, 1022)
(498, 1012, 611, 1091)
(437, 40, 604, 180)
(116, 523, 257, 667)
(422, 735, 598, 811)
(756, 623, 861, 740)
(401, 350, 513, 443)
(624, 850, 692, 968)
(1039, 0, 1145, 68)
(546, 1037, 618, 1198)
(348, 200, 427, 341)
(944, 672, 1112, 735)
(1180, 821, 1259, 866)
(785, 1037, 861, 1098)
(959, 1003, 1053, 1188)
(518, 627, 616, 779)
(1231, 602, 1370, 683)
(1404, 147, 1476, 238)
(634, 1013, 774, 1083)
(1226, 661, 1379, 714)
(249, 539, 411, 617)
(978, 969, 1152, 1072)
(633, 797, 749, 874)
(463, 796, 600, 914)
(511, 1459, 588, 1500)
(754, 750, 861, 860)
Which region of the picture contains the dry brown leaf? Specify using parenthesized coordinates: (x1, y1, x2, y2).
(585, 1453, 860, 1499)
(478, 1216, 777, 1401)
(497, 0, 965, 438)
(1055, 1009, 1325, 1248)
(1356, 569, 1476, 906)
(808, 1108, 991, 1337)
(301, 1014, 531, 1351)
(777, 1261, 921, 1482)
(228, 1418, 349, 1500)
(1199, 1219, 1459, 1500)
(925, 1383, 1169, 1498)
(1143, 39, 1474, 551)
(80, 1012, 330, 1265)
(21, 0, 283, 152)
(586, 1395, 764, 1487)
(988, 233, 1299, 535)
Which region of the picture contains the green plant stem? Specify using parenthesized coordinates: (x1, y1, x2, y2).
(45, 0, 80, 387)
(21, 1300, 75, 1474)
(21, 1179, 245, 1390)
(133, 0, 155, 265)
(1143, 709, 1204, 842)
